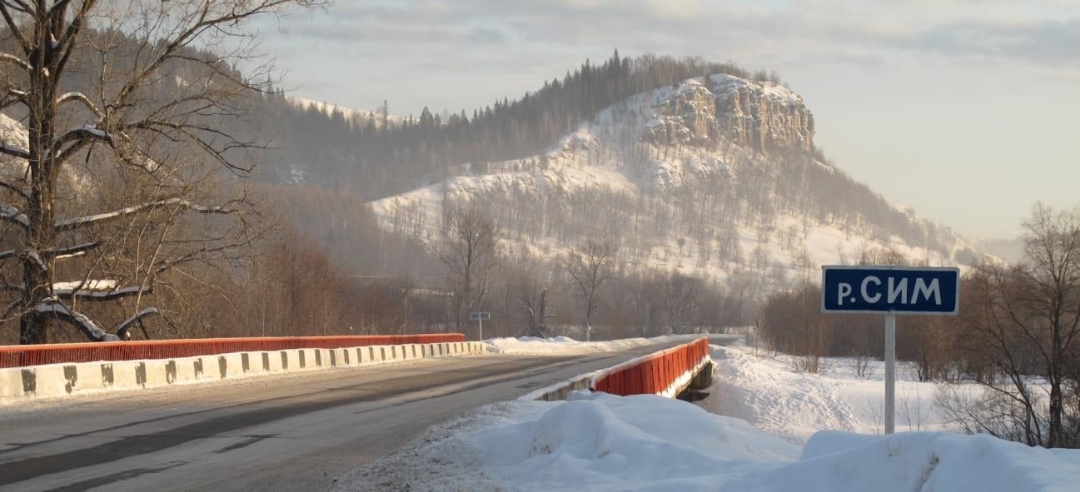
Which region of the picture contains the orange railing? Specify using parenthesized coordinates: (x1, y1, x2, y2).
(593, 337, 710, 396)
(0, 334, 465, 368)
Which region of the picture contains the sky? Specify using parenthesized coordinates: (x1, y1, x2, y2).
(255, 0, 1080, 240)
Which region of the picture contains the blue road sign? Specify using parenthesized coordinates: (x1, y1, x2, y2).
(821, 266, 960, 315)
(469, 312, 491, 321)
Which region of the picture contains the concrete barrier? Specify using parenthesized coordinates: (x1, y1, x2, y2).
(267, 351, 285, 373)
(529, 375, 594, 402)
(33, 365, 68, 397)
(1, 334, 467, 368)
(72, 362, 106, 392)
(174, 358, 204, 384)
(0, 340, 490, 404)
(0, 367, 22, 398)
(112, 359, 140, 387)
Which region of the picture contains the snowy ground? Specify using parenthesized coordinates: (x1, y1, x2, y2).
(330, 339, 1080, 492)
(483, 334, 702, 355)
(701, 343, 958, 443)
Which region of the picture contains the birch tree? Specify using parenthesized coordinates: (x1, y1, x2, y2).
(0, 0, 316, 344)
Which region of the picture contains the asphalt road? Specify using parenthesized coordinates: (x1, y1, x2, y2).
(0, 341, 694, 491)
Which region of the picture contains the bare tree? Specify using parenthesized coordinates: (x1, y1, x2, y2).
(565, 240, 616, 341)
(662, 272, 699, 334)
(0, 0, 317, 343)
(521, 286, 551, 338)
(956, 204, 1080, 447)
(438, 202, 498, 334)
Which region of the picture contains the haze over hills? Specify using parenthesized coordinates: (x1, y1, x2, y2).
(975, 237, 1024, 265)
(363, 74, 986, 292)
(256, 54, 989, 279)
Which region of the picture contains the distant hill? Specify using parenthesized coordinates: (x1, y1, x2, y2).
(254, 53, 783, 200)
(366, 73, 989, 296)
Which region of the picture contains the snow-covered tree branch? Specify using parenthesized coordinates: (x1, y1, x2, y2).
(54, 198, 232, 233)
(34, 300, 119, 342)
(0, 204, 29, 229)
(53, 282, 151, 302)
(115, 307, 160, 340)
(51, 242, 100, 261)
(56, 92, 103, 119)
(0, 142, 30, 160)
(0, 53, 29, 72)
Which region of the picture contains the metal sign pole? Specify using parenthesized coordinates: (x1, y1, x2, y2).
(885, 313, 896, 435)
(479, 317, 483, 342)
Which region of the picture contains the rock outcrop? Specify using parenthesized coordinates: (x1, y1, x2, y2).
(644, 75, 815, 155)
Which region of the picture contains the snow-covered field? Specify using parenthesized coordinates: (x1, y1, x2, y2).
(330, 339, 1080, 491)
(702, 343, 957, 443)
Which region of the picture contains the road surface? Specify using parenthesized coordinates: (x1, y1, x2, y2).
(0, 340, 699, 491)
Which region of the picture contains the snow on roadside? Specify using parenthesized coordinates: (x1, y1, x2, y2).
(329, 393, 801, 492)
(331, 391, 1080, 492)
(484, 334, 700, 355)
(329, 338, 1080, 491)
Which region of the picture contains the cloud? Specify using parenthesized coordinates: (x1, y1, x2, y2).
(269, 0, 1078, 70)
(252, 0, 1079, 115)
(912, 19, 1080, 66)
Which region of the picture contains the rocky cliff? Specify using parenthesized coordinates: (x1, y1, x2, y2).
(644, 75, 815, 155)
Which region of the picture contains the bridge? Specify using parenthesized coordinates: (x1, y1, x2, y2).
(0, 335, 714, 491)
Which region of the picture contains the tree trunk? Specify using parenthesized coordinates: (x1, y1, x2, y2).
(1048, 333, 1064, 447)
(20, 30, 59, 344)
(1048, 380, 1062, 447)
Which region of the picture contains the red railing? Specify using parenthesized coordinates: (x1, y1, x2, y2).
(0, 334, 465, 368)
(593, 337, 710, 396)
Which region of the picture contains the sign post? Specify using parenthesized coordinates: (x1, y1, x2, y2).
(885, 312, 895, 434)
(821, 266, 959, 434)
(469, 312, 491, 341)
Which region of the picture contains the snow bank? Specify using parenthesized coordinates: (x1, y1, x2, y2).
(787, 431, 1080, 492)
(469, 393, 798, 491)
(332, 339, 1080, 491)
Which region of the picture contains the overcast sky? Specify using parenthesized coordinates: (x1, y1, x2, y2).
(256, 0, 1080, 240)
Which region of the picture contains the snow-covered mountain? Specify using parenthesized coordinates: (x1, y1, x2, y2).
(371, 74, 987, 290)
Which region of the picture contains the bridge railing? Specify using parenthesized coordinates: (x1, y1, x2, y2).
(0, 334, 465, 368)
(593, 337, 710, 396)
(524, 337, 712, 401)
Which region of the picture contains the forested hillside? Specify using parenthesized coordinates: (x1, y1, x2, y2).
(257, 52, 781, 199)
